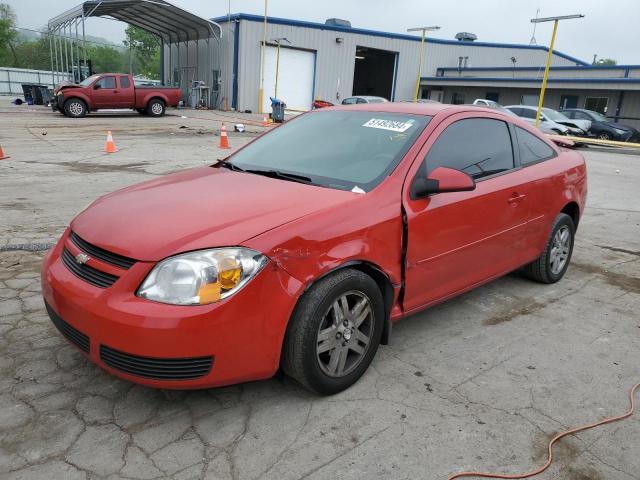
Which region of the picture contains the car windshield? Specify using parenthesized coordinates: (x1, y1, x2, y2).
(588, 111, 608, 122)
(79, 75, 100, 87)
(542, 108, 570, 122)
(227, 110, 431, 192)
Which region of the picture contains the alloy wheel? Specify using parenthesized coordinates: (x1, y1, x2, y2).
(316, 290, 373, 378)
(549, 225, 571, 274)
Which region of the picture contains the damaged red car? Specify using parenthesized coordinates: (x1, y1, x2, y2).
(41, 103, 587, 394)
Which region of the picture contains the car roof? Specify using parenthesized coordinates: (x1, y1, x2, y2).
(348, 95, 387, 100)
(327, 102, 490, 116)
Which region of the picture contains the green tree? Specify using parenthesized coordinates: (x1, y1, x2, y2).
(595, 58, 617, 66)
(123, 25, 160, 78)
(0, 3, 18, 66)
(87, 44, 125, 73)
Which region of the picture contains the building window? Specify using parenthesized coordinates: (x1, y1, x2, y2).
(420, 88, 430, 99)
(521, 94, 539, 106)
(451, 92, 465, 105)
(584, 97, 609, 114)
(486, 92, 500, 103)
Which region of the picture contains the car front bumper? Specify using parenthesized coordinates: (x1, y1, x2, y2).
(41, 229, 303, 389)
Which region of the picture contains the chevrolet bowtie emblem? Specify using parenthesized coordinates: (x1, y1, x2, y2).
(75, 253, 90, 265)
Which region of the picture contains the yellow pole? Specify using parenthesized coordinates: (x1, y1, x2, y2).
(274, 41, 281, 99)
(535, 19, 558, 127)
(413, 29, 426, 102)
(258, 0, 268, 114)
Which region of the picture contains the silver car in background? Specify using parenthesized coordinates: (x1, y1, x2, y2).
(341, 96, 389, 105)
(506, 105, 591, 136)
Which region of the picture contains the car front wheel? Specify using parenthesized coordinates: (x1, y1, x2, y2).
(523, 213, 575, 283)
(281, 269, 384, 395)
(64, 99, 87, 118)
(598, 132, 612, 141)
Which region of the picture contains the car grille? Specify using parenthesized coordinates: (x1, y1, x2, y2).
(70, 231, 137, 269)
(45, 302, 90, 353)
(100, 345, 213, 380)
(61, 247, 119, 288)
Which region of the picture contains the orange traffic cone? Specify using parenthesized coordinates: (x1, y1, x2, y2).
(261, 114, 270, 127)
(0, 144, 9, 160)
(218, 123, 231, 149)
(104, 131, 117, 153)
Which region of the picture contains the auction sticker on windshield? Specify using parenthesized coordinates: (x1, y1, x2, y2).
(362, 118, 415, 132)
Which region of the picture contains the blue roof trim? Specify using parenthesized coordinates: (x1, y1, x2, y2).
(438, 65, 640, 72)
(422, 76, 640, 84)
(211, 13, 589, 65)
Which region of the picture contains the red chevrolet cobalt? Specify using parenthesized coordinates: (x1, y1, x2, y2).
(42, 103, 587, 394)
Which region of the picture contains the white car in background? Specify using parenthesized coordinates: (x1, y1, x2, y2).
(506, 105, 591, 136)
(341, 96, 389, 105)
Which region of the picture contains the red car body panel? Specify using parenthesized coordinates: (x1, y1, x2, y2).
(53, 73, 181, 112)
(41, 103, 587, 389)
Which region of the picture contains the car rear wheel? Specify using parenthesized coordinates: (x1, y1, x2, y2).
(64, 99, 87, 118)
(281, 269, 384, 395)
(147, 99, 166, 117)
(598, 132, 612, 141)
(523, 213, 575, 284)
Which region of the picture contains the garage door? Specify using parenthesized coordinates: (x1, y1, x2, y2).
(262, 46, 315, 113)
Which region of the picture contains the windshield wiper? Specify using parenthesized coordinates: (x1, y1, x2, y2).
(244, 169, 313, 185)
(214, 160, 245, 172)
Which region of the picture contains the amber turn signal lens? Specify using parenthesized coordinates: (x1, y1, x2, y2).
(198, 282, 221, 304)
(218, 258, 242, 289)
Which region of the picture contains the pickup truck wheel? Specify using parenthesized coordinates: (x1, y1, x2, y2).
(64, 99, 87, 118)
(147, 99, 165, 117)
(281, 269, 384, 395)
(523, 213, 575, 284)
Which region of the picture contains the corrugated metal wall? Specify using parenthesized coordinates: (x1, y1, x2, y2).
(232, 18, 580, 112)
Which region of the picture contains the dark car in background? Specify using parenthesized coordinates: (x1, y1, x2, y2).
(560, 108, 640, 142)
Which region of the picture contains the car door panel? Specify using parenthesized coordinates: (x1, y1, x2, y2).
(91, 76, 118, 109)
(402, 113, 532, 313)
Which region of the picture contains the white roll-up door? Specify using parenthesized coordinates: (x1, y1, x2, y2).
(263, 46, 315, 113)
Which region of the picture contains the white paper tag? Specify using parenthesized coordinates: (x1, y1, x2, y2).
(351, 186, 366, 194)
(362, 118, 414, 132)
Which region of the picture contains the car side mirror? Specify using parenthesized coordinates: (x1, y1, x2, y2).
(94, 83, 101, 90)
(410, 166, 476, 200)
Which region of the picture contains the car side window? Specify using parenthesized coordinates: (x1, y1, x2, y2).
(342, 98, 356, 105)
(356, 98, 367, 104)
(563, 111, 575, 119)
(507, 107, 522, 116)
(119, 76, 130, 88)
(515, 127, 556, 165)
(97, 76, 116, 89)
(422, 118, 515, 180)
(520, 109, 536, 119)
(573, 111, 590, 120)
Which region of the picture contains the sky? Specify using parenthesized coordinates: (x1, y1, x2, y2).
(6, 0, 640, 64)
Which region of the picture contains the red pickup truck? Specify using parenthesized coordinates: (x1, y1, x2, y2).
(51, 73, 182, 118)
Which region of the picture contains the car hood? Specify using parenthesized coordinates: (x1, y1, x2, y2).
(602, 121, 634, 132)
(71, 166, 355, 262)
(556, 119, 590, 131)
(54, 82, 81, 95)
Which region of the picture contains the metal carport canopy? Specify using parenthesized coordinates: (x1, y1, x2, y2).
(48, 0, 221, 41)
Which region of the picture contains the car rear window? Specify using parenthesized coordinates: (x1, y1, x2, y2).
(515, 127, 556, 165)
(228, 110, 431, 192)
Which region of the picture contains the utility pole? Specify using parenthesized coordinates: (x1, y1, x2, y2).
(531, 14, 584, 127)
(407, 25, 440, 102)
(271, 37, 291, 99)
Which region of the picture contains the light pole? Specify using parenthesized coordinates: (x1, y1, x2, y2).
(258, 0, 268, 114)
(531, 14, 584, 127)
(271, 37, 291, 99)
(407, 25, 440, 102)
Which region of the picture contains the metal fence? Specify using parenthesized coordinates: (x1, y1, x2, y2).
(0, 67, 68, 95)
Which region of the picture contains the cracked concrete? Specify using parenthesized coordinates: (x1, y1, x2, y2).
(0, 100, 639, 479)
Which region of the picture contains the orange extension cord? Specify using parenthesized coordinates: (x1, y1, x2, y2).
(448, 382, 639, 480)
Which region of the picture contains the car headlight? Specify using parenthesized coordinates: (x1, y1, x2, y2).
(137, 248, 268, 305)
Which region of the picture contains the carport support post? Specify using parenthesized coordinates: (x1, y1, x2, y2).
(534, 20, 558, 128)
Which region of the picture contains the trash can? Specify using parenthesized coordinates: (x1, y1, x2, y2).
(21, 84, 47, 105)
(39, 86, 53, 106)
(270, 97, 286, 123)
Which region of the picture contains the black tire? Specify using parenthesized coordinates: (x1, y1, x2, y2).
(523, 213, 575, 284)
(281, 269, 384, 395)
(63, 98, 87, 118)
(146, 99, 166, 117)
(598, 132, 612, 141)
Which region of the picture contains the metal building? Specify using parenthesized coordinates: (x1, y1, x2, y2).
(212, 13, 585, 113)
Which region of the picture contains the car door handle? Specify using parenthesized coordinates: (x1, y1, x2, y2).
(113, 90, 119, 93)
(508, 193, 526, 205)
